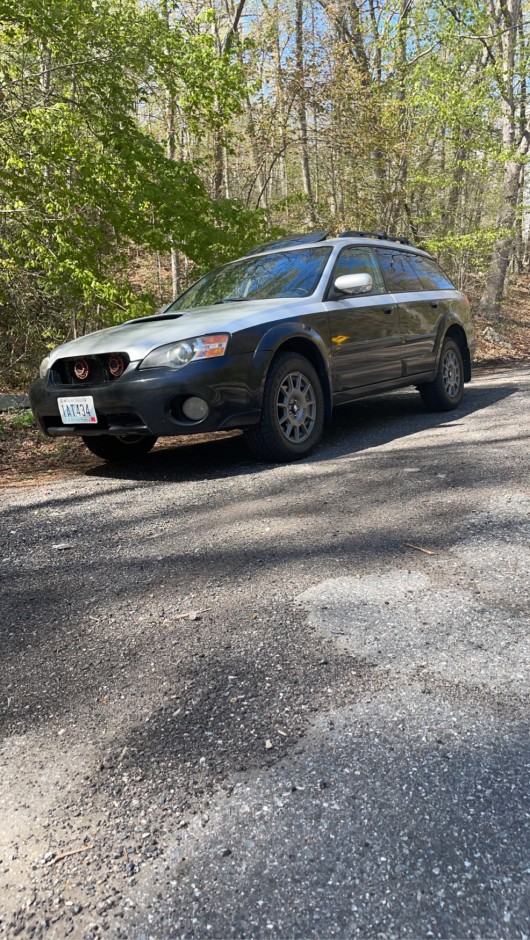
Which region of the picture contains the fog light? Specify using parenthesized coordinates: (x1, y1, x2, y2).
(182, 396, 209, 421)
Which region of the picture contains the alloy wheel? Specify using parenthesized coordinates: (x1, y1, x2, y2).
(442, 349, 461, 398)
(276, 371, 316, 443)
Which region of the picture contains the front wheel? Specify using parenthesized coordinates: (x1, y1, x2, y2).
(245, 352, 324, 462)
(81, 433, 158, 462)
(418, 338, 464, 411)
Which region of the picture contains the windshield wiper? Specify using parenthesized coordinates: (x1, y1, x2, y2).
(214, 297, 250, 304)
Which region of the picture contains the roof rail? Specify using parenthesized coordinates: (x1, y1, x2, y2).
(339, 230, 412, 246)
(245, 230, 331, 255)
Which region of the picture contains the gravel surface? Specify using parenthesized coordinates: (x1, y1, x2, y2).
(0, 365, 529, 939)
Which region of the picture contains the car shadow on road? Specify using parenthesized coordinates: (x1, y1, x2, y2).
(84, 379, 520, 484)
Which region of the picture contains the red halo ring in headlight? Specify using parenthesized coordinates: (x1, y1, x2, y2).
(74, 358, 90, 380)
(108, 353, 125, 377)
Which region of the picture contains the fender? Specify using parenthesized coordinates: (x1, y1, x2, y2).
(253, 321, 331, 371)
(433, 312, 470, 363)
(252, 321, 333, 422)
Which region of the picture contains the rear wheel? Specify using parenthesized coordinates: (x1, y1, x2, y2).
(418, 338, 464, 411)
(81, 433, 157, 462)
(245, 352, 324, 462)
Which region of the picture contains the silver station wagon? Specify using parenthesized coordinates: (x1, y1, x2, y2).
(30, 231, 475, 463)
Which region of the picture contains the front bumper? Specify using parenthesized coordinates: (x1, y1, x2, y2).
(29, 353, 268, 439)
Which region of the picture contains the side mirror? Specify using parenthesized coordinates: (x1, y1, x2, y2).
(334, 272, 373, 295)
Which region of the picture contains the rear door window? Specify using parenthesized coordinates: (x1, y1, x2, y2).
(331, 246, 386, 294)
(377, 249, 423, 293)
(406, 255, 455, 290)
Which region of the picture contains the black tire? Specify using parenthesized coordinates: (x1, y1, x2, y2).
(419, 338, 464, 411)
(245, 352, 324, 462)
(81, 433, 157, 462)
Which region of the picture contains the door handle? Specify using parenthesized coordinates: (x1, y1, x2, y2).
(430, 301, 438, 308)
(383, 307, 394, 315)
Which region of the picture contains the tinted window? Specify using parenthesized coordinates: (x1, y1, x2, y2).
(332, 246, 386, 294)
(407, 255, 455, 290)
(169, 246, 332, 309)
(377, 249, 423, 293)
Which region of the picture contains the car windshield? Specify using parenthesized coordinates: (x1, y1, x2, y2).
(167, 246, 332, 310)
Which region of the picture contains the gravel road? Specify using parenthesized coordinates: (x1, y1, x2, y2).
(1, 365, 529, 939)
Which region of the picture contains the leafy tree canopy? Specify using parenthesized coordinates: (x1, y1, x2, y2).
(0, 0, 272, 381)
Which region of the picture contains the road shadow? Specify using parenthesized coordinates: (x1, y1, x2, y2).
(0, 372, 526, 735)
(84, 379, 520, 484)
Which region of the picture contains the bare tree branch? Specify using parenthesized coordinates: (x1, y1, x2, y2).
(223, 0, 248, 54)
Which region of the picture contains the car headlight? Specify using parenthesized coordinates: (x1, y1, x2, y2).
(139, 334, 229, 370)
(39, 356, 50, 378)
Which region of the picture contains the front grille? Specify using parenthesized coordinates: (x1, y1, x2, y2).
(51, 352, 130, 386)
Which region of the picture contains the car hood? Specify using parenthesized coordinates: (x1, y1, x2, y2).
(47, 298, 313, 365)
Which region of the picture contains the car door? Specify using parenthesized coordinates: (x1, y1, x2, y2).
(405, 254, 458, 372)
(323, 246, 402, 391)
(376, 249, 446, 376)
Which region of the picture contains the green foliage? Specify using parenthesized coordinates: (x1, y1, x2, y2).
(1, 0, 528, 384)
(9, 409, 35, 429)
(0, 409, 34, 437)
(0, 0, 273, 385)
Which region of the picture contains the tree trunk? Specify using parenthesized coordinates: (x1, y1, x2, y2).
(478, 0, 523, 319)
(392, 0, 409, 231)
(244, 89, 268, 208)
(274, 6, 289, 207)
(213, 136, 224, 201)
(212, 0, 248, 205)
(40, 45, 51, 97)
(163, 0, 180, 298)
(513, 168, 524, 274)
(295, 0, 316, 224)
(168, 109, 180, 297)
(477, 159, 523, 318)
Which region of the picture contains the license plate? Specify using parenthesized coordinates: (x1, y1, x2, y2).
(58, 396, 97, 424)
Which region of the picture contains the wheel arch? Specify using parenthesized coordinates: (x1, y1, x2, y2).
(255, 327, 333, 424)
(442, 322, 471, 382)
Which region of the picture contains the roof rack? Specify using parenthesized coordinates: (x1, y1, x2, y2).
(245, 230, 332, 255)
(339, 230, 412, 246)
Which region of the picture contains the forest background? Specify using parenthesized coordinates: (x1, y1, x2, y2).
(1, 0, 530, 388)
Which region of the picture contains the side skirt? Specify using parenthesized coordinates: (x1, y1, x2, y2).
(331, 371, 438, 407)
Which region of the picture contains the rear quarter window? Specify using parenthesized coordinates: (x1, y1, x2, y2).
(407, 255, 455, 290)
(376, 249, 423, 293)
